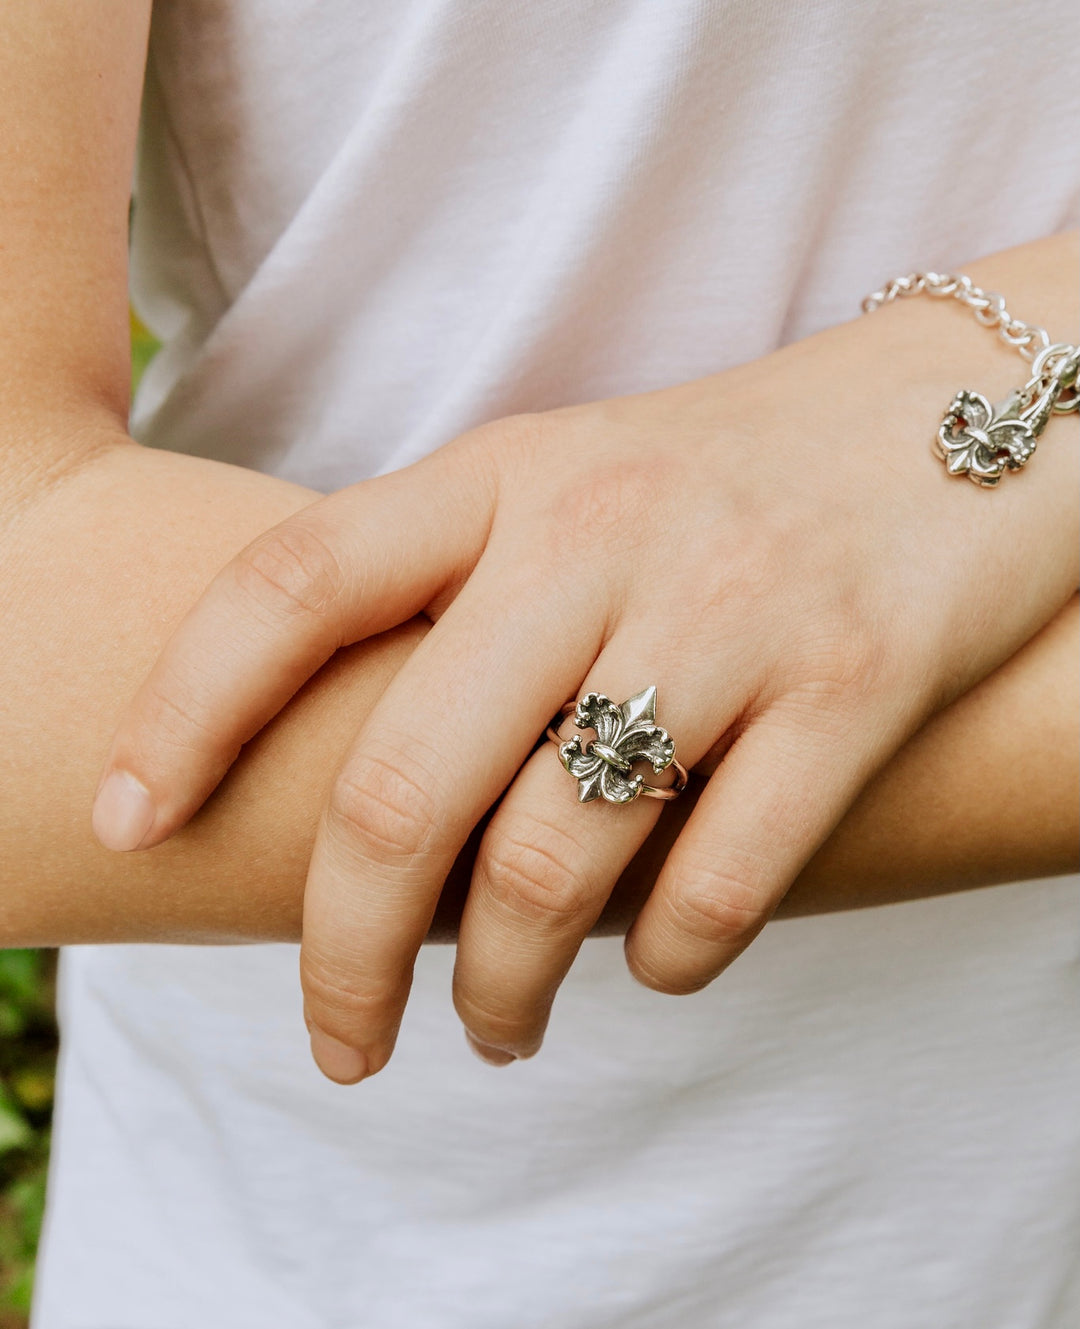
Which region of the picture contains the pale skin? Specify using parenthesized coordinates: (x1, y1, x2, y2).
(2, 5, 1077, 1077)
(92, 240, 1080, 1081)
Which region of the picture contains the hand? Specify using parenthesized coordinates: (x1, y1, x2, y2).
(91, 284, 1078, 1081)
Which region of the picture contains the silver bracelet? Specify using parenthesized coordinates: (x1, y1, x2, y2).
(862, 272, 1078, 487)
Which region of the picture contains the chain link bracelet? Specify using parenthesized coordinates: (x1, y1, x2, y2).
(862, 272, 1079, 487)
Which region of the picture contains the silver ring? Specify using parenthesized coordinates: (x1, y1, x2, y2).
(546, 685, 689, 804)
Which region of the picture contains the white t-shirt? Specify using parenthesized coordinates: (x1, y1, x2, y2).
(33, 2, 1080, 1326)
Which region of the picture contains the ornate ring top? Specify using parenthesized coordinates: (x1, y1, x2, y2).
(546, 686, 688, 804)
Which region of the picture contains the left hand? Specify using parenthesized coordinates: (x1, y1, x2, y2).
(91, 299, 1079, 1081)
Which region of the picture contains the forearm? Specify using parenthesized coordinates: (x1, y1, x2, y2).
(5, 6, 1074, 953)
(1, 433, 1075, 947)
(1, 435, 410, 945)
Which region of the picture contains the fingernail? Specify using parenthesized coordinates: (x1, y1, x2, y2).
(464, 1031, 517, 1067)
(310, 1027, 368, 1084)
(92, 770, 157, 851)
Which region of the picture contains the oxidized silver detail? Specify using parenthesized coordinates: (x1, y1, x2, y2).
(936, 343, 1079, 486)
(549, 686, 686, 805)
(863, 271, 1079, 488)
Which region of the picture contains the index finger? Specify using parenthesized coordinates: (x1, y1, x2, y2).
(91, 447, 493, 852)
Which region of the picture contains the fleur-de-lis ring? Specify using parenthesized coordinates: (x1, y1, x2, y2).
(546, 686, 689, 804)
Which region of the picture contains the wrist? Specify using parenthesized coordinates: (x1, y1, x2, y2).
(717, 231, 1077, 716)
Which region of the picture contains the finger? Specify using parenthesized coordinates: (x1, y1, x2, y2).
(91, 442, 494, 852)
(453, 631, 727, 1062)
(298, 557, 605, 1083)
(623, 700, 890, 995)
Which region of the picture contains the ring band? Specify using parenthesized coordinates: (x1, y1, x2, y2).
(546, 685, 689, 804)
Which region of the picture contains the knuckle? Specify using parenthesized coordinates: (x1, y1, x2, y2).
(138, 667, 223, 758)
(773, 622, 890, 733)
(666, 877, 765, 951)
(453, 413, 540, 500)
(626, 869, 768, 998)
(803, 614, 888, 699)
(453, 986, 545, 1055)
(840, 623, 892, 698)
(675, 531, 783, 633)
(327, 750, 441, 862)
(460, 410, 541, 457)
(699, 532, 777, 609)
(665, 859, 771, 952)
(480, 822, 596, 929)
(302, 954, 405, 1033)
(230, 520, 344, 624)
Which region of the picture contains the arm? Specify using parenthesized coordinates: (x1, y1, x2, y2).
(1, 4, 1075, 949)
(2, 434, 1076, 947)
(87, 225, 1079, 1080)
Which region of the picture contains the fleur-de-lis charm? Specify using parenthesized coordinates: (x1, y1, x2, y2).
(936, 344, 1079, 487)
(558, 686, 676, 804)
(936, 390, 1035, 485)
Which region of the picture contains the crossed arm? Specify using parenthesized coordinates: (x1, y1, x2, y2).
(1, 433, 1076, 949)
(1, 3, 1076, 971)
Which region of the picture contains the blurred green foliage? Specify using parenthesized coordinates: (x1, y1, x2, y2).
(131, 307, 160, 394)
(0, 311, 162, 1325)
(0, 949, 57, 1322)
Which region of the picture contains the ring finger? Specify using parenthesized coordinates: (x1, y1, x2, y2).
(452, 625, 741, 1062)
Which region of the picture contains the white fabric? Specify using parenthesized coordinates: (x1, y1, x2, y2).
(33, 1, 1080, 1325)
